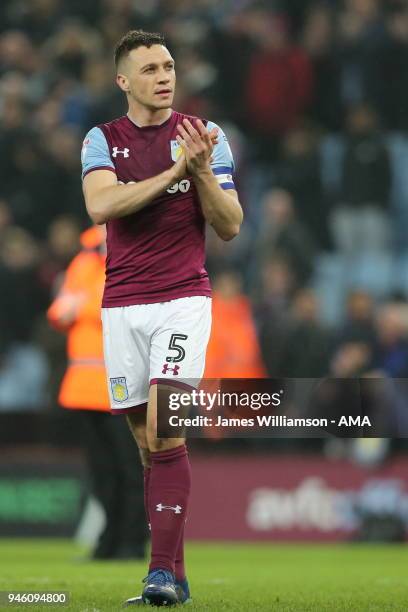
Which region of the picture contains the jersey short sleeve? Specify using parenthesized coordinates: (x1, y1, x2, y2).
(81, 127, 115, 179)
(207, 121, 235, 190)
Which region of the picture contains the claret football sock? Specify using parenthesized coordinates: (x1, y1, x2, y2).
(143, 466, 151, 529)
(144, 463, 186, 579)
(148, 444, 191, 574)
(175, 521, 186, 582)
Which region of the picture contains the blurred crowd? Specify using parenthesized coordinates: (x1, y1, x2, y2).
(0, 0, 408, 414)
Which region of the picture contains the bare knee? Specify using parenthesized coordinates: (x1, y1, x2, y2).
(146, 423, 185, 453)
(139, 446, 151, 468)
(146, 384, 185, 452)
(147, 436, 173, 453)
(126, 411, 147, 445)
(126, 411, 151, 465)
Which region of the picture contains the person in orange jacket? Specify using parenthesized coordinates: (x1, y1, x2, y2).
(205, 269, 267, 378)
(203, 269, 267, 440)
(48, 225, 147, 559)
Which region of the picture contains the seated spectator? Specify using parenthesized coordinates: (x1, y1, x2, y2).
(275, 125, 330, 249)
(337, 0, 387, 110)
(302, 4, 342, 131)
(253, 188, 315, 288)
(373, 302, 408, 377)
(255, 256, 296, 376)
(38, 214, 82, 295)
(331, 103, 392, 254)
(0, 198, 12, 240)
(0, 226, 47, 344)
(0, 340, 49, 411)
(331, 341, 373, 378)
(282, 288, 332, 377)
(0, 226, 49, 410)
(260, 288, 332, 378)
(254, 255, 296, 324)
(381, 8, 408, 130)
(245, 11, 313, 159)
(336, 290, 376, 346)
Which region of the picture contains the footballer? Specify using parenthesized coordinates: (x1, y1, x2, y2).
(81, 29, 243, 606)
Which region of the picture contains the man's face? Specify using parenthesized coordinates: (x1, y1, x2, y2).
(116, 44, 176, 110)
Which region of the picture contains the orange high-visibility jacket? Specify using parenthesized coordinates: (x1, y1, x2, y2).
(202, 291, 266, 441)
(204, 292, 267, 378)
(47, 226, 109, 411)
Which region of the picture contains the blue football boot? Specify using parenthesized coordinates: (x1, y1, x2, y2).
(124, 575, 191, 606)
(175, 578, 192, 604)
(142, 569, 178, 606)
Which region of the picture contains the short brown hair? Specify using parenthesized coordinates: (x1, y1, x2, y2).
(114, 29, 166, 68)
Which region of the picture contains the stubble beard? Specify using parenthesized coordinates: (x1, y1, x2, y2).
(129, 91, 173, 112)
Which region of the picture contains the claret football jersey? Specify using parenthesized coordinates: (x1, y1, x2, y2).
(81, 111, 235, 307)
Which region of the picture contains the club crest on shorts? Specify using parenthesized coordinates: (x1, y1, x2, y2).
(170, 140, 183, 162)
(110, 377, 129, 402)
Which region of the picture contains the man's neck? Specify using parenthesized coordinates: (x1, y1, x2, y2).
(127, 106, 173, 128)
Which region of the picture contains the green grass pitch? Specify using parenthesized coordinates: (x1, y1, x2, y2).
(0, 539, 407, 611)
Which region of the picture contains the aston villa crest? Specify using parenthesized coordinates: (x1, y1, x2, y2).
(110, 377, 129, 402)
(170, 140, 183, 161)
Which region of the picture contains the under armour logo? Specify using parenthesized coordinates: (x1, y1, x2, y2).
(162, 364, 180, 375)
(156, 503, 182, 514)
(112, 147, 130, 158)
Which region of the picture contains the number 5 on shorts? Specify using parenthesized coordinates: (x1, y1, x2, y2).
(166, 334, 188, 363)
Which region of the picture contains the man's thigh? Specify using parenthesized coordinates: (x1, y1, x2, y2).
(101, 306, 150, 413)
(147, 296, 212, 447)
(149, 296, 212, 386)
(102, 297, 211, 439)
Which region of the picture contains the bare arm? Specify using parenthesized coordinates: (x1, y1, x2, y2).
(82, 127, 220, 225)
(177, 119, 243, 241)
(83, 157, 185, 225)
(193, 176, 242, 241)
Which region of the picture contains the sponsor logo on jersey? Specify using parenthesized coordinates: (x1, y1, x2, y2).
(167, 179, 191, 194)
(110, 377, 129, 402)
(162, 364, 180, 375)
(156, 503, 182, 514)
(170, 140, 183, 161)
(112, 147, 130, 158)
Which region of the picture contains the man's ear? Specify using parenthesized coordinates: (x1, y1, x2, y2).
(116, 73, 130, 93)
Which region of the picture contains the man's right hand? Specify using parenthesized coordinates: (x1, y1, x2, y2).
(171, 127, 218, 183)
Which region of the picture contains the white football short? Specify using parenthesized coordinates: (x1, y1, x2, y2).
(101, 296, 212, 412)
